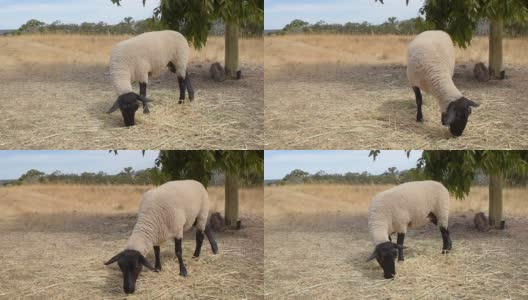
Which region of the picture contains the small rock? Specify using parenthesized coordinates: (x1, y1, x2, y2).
(474, 212, 490, 232)
(474, 62, 490, 82)
(209, 62, 226, 82)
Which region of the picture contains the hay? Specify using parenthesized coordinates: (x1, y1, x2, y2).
(0, 34, 263, 149)
(265, 184, 528, 299)
(0, 185, 263, 299)
(265, 35, 528, 149)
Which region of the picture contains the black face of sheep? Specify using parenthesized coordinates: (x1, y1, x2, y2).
(106, 92, 152, 127)
(367, 242, 401, 279)
(442, 97, 480, 136)
(104, 249, 158, 294)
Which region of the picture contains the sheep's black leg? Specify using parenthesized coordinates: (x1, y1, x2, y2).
(177, 76, 185, 104)
(139, 82, 147, 97)
(153, 246, 162, 271)
(204, 225, 218, 254)
(174, 238, 187, 277)
(413, 86, 424, 123)
(193, 229, 205, 257)
(397, 233, 405, 261)
(185, 71, 194, 102)
(440, 227, 452, 254)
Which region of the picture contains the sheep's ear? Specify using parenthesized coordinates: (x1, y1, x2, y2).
(463, 98, 479, 108)
(106, 99, 121, 114)
(366, 250, 378, 262)
(137, 95, 153, 103)
(104, 251, 123, 265)
(139, 254, 158, 272)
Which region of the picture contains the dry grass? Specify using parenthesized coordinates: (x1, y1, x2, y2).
(0, 34, 263, 149)
(265, 34, 528, 149)
(265, 184, 528, 299)
(0, 184, 264, 299)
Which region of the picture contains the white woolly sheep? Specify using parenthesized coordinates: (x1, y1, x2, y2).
(407, 30, 480, 136)
(106, 30, 194, 127)
(104, 180, 218, 294)
(367, 181, 452, 279)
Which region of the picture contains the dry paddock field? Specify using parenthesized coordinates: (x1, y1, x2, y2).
(0, 34, 263, 149)
(265, 34, 528, 149)
(0, 184, 263, 299)
(265, 184, 528, 299)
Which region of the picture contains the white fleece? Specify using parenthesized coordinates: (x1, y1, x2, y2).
(126, 180, 209, 256)
(109, 30, 190, 95)
(368, 181, 450, 245)
(407, 30, 463, 113)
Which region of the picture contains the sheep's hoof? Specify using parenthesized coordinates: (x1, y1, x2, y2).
(442, 249, 450, 254)
(179, 269, 188, 277)
(178, 100, 184, 105)
(155, 267, 161, 272)
(398, 258, 404, 262)
(416, 118, 424, 123)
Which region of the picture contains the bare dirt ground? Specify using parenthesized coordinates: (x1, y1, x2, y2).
(265, 35, 528, 149)
(0, 35, 263, 149)
(0, 184, 263, 299)
(264, 184, 528, 299)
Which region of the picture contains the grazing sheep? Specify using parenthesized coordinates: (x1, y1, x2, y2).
(104, 180, 218, 294)
(106, 30, 194, 127)
(367, 181, 452, 279)
(474, 212, 490, 231)
(407, 30, 480, 136)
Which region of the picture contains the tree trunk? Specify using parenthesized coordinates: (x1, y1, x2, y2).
(488, 172, 504, 229)
(224, 171, 239, 228)
(225, 21, 239, 79)
(489, 17, 504, 79)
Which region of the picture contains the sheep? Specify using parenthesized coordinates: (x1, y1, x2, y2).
(104, 180, 218, 294)
(106, 30, 194, 127)
(407, 30, 480, 136)
(366, 181, 452, 279)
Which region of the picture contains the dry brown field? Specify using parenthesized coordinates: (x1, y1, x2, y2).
(265, 184, 528, 299)
(0, 184, 264, 299)
(0, 34, 263, 149)
(265, 34, 528, 149)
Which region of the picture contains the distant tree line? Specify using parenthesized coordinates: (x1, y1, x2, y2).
(274, 17, 528, 37)
(9, 164, 263, 187)
(277, 167, 527, 186)
(10, 18, 262, 37)
(12, 167, 164, 185)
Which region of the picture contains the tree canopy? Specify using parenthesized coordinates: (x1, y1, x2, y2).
(111, 0, 263, 49)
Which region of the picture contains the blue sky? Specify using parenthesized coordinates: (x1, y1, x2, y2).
(0, 0, 158, 29)
(0, 150, 159, 180)
(264, 150, 423, 180)
(265, 0, 424, 29)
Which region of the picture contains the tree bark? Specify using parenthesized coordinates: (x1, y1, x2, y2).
(488, 172, 504, 229)
(224, 171, 239, 228)
(224, 21, 240, 79)
(489, 17, 504, 79)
